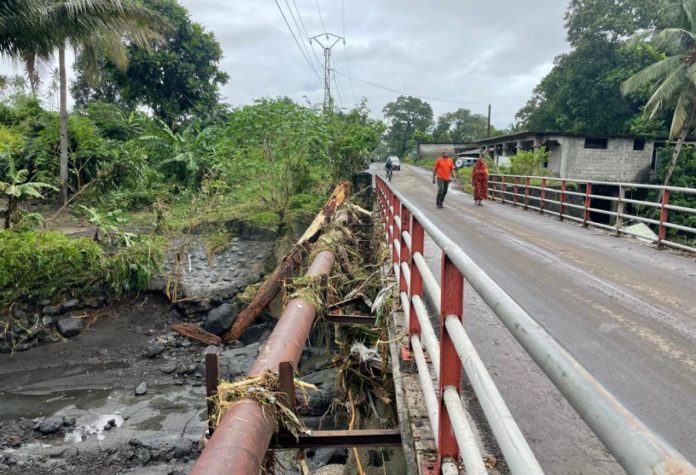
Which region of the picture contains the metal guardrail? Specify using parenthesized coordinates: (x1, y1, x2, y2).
(488, 173, 696, 253)
(375, 174, 696, 475)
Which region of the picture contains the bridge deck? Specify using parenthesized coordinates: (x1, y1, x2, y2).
(376, 164, 696, 473)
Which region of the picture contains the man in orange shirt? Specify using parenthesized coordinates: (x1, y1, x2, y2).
(432, 149, 457, 208)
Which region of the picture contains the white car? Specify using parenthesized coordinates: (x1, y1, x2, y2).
(388, 156, 401, 171)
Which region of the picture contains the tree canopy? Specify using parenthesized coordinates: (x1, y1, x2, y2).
(382, 96, 433, 157)
(72, 0, 229, 128)
(517, 0, 667, 136)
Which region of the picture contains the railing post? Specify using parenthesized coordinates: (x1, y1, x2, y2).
(524, 177, 530, 210)
(658, 189, 670, 249)
(409, 217, 424, 341)
(616, 186, 625, 235)
(540, 179, 546, 215)
(399, 205, 411, 296)
(583, 183, 592, 228)
(501, 176, 506, 204)
(513, 177, 518, 207)
(491, 176, 496, 201)
(559, 180, 567, 221)
(392, 196, 400, 265)
(437, 253, 464, 469)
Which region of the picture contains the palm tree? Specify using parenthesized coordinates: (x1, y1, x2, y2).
(0, 0, 170, 206)
(0, 150, 57, 229)
(621, 0, 696, 203)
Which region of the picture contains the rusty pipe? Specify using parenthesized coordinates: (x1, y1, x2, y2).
(191, 250, 335, 475)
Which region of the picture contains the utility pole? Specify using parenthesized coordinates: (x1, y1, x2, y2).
(310, 33, 343, 111)
(487, 104, 492, 138)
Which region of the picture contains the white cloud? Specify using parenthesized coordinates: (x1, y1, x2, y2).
(0, 0, 572, 127)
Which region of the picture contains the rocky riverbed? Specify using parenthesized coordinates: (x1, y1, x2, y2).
(0, 219, 348, 474)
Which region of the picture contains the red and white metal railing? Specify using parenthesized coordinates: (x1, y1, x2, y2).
(375, 174, 696, 475)
(489, 174, 696, 253)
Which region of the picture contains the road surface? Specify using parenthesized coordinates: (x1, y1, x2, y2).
(376, 164, 696, 474)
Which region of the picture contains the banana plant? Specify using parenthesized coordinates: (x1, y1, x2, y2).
(0, 150, 57, 229)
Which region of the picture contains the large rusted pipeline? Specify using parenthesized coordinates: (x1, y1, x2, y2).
(190, 250, 336, 475)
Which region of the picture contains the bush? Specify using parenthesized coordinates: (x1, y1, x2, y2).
(0, 230, 167, 310)
(106, 236, 167, 295)
(0, 231, 105, 308)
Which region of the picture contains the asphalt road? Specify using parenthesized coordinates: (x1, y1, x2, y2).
(376, 164, 696, 474)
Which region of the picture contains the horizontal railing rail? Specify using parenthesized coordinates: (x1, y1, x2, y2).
(375, 174, 696, 475)
(487, 173, 696, 254)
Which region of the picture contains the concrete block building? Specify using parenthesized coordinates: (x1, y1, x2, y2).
(460, 132, 668, 184)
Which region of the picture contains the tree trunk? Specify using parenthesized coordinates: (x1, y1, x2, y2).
(221, 182, 352, 344)
(58, 44, 69, 207)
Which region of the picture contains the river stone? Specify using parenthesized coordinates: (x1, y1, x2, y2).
(42, 306, 60, 316)
(56, 318, 83, 338)
(203, 303, 239, 335)
(12, 309, 26, 319)
(173, 440, 192, 459)
(135, 382, 147, 396)
(60, 299, 79, 313)
(38, 416, 64, 434)
(145, 343, 165, 358)
(159, 361, 178, 374)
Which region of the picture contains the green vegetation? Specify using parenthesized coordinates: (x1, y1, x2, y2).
(0, 0, 384, 313)
(0, 151, 57, 229)
(0, 231, 165, 309)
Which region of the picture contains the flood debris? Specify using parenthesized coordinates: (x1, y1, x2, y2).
(171, 323, 221, 346)
(222, 181, 353, 344)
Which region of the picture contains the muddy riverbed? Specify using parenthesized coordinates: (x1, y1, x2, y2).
(0, 291, 345, 475)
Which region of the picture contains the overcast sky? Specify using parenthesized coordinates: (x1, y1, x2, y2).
(0, 0, 571, 128)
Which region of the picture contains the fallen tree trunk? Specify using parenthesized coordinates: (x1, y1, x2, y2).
(222, 182, 352, 343)
(172, 323, 221, 346)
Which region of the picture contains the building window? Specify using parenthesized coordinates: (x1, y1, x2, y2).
(633, 139, 646, 151)
(584, 138, 608, 149)
(651, 142, 665, 170)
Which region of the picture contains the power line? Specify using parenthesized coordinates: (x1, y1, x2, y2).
(315, 0, 327, 33)
(333, 69, 490, 106)
(341, 0, 357, 105)
(284, 0, 318, 73)
(290, 0, 324, 71)
(332, 70, 346, 109)
(274, 0, 323, 84)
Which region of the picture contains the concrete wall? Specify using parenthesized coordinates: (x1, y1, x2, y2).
(563, 137, 653, 182)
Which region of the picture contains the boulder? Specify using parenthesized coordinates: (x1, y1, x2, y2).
(203, 303, 240, 335)
(219, 342, 260, 379)
(296, 368, 339, 417)
(38, 416, 64, 434)
(135, 382, 147, 396)
(56, 318, 83, 338)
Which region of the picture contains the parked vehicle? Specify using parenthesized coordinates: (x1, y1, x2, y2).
(389, 156, 401, 171)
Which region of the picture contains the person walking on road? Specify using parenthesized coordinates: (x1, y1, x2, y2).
(471, 155, 489, 206)
(432, 149, 457, 208)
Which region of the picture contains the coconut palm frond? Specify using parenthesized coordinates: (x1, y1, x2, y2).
(662, 0, 695, 30)
(669, 90, 693, 138)
(626, 30, 657, 48)
(622, 56, 684, 96)
(644, 66, 689, 117)
(650, 28, 696, 55)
